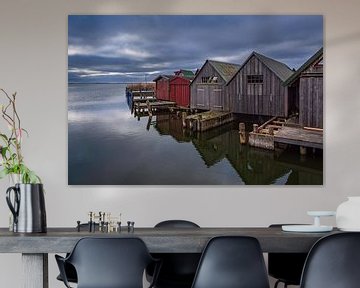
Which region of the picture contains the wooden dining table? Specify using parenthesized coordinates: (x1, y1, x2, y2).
(0, 226, 339, 288)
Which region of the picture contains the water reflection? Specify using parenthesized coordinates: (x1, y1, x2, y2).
(68, 84, 323, 185)
(154, 114, 323, 185)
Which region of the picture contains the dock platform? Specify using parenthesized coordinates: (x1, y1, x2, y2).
(274, 126, 323, 149)
(248, 116, 323, 152)
(133, 100, 177, 116)
(185, 111, 234, 132)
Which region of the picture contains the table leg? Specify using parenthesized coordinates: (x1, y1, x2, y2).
(22, 253, 48, 288)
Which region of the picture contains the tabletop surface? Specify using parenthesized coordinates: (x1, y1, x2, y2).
(0, 227, 339, 253)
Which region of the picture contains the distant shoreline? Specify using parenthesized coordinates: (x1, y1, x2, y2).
(68, 82, 150, 85)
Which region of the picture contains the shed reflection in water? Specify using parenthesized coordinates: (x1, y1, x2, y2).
(68, 84, 322, 185)
(154, 114, 322, 185)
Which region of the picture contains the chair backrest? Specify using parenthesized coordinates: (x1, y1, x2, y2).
(268, 224, 308, 285)
(191, 236, 270, 288)
(300, 232, 360, 288)
(152, 220, 201, 285)
(67, 237, 154, 288)
(155, 220, 200, 228)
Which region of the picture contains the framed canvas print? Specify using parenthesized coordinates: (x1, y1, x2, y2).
(68, 15, 323, 185)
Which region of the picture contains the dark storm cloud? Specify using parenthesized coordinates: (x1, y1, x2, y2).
(68, 15, 323, 83)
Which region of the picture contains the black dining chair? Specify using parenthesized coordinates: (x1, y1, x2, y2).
(191, 236, 270, 288)
(268, 224, 308, 288)
(300, 232, 360, 288)
(56, 223, 99, 284)
(147, 220, 201, 288)
(55, 237, 161, 288)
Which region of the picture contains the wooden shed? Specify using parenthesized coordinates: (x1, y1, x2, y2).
(169, 76, 193, 107)
(227, 52, 294, 117)
(190, 60, 240, 111)
(284, 48, 323, 128)
(154, 75, 173, 101)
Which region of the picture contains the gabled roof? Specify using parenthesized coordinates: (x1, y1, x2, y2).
(283, 47, 323, 86)
(208, 60, 241, 83)
(153, 75, 174, 82)
(227, 51, 294, 85)
(191, 60, 240, 85)
(169, 75, 193, 83)
(175, 69, 195, 79)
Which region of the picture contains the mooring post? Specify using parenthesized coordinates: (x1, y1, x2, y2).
(300, 146, 307, 155)
(182, 112, 187, 128)
(239, 122, 246, 144)
(268, 126, 274, 136)
(253, 124, 259, 133)
(146, 100, 153, 117)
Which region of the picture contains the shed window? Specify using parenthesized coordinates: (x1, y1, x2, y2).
(201, 77, 211, 83)
(201, 76, 218, 83)
(247, 75, 263, 84)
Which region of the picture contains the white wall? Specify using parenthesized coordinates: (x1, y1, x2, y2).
(1, 0, 360, 287)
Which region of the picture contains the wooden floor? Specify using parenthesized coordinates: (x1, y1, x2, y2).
(135, 101, 176, 109)
(274, 126, 323, 149)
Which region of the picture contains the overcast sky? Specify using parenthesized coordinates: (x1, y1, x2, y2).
(68, 15, 323, 83)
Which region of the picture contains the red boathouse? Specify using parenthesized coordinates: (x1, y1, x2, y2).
(169, 76, 193, 107)
(154, 70, 195, 106)
(154, 75, 174, 101)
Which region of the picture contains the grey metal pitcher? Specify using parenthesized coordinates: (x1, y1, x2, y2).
(6, 183, 47, 233)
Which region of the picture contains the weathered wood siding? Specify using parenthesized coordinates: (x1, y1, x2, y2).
(299, 69, 323, 128)
(155, 78, 170, 100)
(190, 62, 229, 111)
(169, 77, 191, 107)
(228, 56, 287, 117)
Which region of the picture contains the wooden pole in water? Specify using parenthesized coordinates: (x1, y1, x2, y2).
(146, 100, 153, 117)
(268, 126, 274, 136)
(182, 112, 187, 128)
(239, 122, 247, 144)
(300, 146, 307, 155)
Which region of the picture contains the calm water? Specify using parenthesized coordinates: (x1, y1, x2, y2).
(68, 84, 323, 185)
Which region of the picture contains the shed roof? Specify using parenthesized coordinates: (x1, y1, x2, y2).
(191, 60, 240, 85)
(169, 75, 193, 83)
(253, 52, 294, 82)
(283, 47, 323, 86)
(175, 69, 195, 79)
(208, 60, 241, 83)
(153, 75, 175, 82)
(227, 51, 294, 85)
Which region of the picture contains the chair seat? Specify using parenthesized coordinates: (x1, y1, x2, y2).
(191, 236, 270, 288)
(55, 237, 160, 288)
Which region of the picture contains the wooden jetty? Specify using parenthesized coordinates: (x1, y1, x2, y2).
(274, 126, 323, 149)
(185, 111, 234, 132)
(247, 116, 323, 153)
(133, 100, 177, 116)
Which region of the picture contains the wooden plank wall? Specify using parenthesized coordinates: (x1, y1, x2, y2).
(190, 62, 230, 111)
(170, 77, 191, 107)
(299, 76, 323, 128)
(156, 78, 170, 100)
(228, 55, 287, 117)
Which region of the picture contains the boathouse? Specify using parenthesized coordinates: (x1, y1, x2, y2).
(190, 60, 240, 111)
(154, 75, 173, 101)
(227, 52, 294, 117)
(169, 70, 195, 107)
(284, 48, 323, 128)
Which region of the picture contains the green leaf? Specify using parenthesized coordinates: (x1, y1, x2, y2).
(0, 168, 9, 179)
(1, 146, 8, 157)
(21, 128, 29, 137)
(0, 133, 8, 142)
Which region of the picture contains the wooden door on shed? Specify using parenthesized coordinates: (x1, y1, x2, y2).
(195, 85, 210, 109)
(210, 87, 223, 111)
